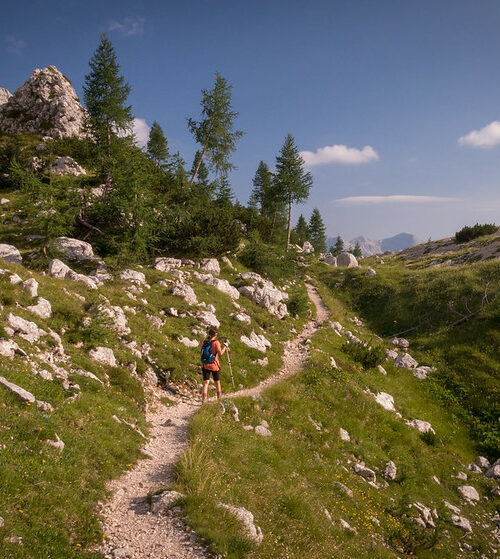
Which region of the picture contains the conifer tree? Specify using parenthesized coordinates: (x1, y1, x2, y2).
(191, 150, 210, 186)
(332, 235, 344, 255)
(308, 208, 326, 252)
(146, 121, 169, 167)
(188, 72, 243, 184)
(215, 175, 234, 204)
(294, 214, 310, 244)
(274, 134, 313, 249)
(352, 242, 362, 258)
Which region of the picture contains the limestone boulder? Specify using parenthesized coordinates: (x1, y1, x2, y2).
(27, 297, 52, 319)
(196, 311, 220, 329)
(171, 283, 198, 305)
(153, 257, 182, 271)
(0, 376, 36, 403)
(6, 313, 47, 343)
(200, 275, 240, 299)
(119, 269, 147, 285)
(218, 503, 263, 545)
(458, 485, 480, 502)
(394, 352, 418, 369)
(22, 278, 38, 297)
(50, 156, 86, 176)
(353, 462, 376, 483)
(234, 312, 251, 323)
(405, 419, 435, 434)
(179, 337, 199, 348)
(452, 515, 472, 532)
(375, 392, 397, 412)
(485, 462, 500, 480)
(240, 331, 271, 353)
(238, 272, 288, 319)
(0, 339, 26, 359)
(337, 252, 358, 268)
(98, 305, 130, 335)
(199, 258, 220, 276)
(365, 267, 377, 276)
(48, 259, 97, 289)
(324, 253, 337, 266)
(302, 241, 314, 254)
(51, 237, 95, 261)
(89, 347, 117, 367)
(0, 244, 22, 264)
(384, 460, 397, 481)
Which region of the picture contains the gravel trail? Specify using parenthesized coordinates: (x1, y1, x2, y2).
(98, 283, 329, 559)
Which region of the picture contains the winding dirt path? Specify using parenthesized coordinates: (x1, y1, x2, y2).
(98, 284, 329, 559)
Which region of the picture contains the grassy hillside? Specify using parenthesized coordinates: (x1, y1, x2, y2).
(174, 283, 499, 558)
(313, 257, 500, 456)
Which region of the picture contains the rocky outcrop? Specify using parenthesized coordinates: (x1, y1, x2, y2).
(48, 259, 97, 289)
(0, 87, 12, 106)
(199, 258, 220, 276)
(171, 284, 198, 305)
(6, 313, 47, 343)
(50, 156, 86, 176)
(240, 331, 271, 353)
(0, 244, 22, 264)
(89, 347, 117, 367)
(0, 66, 86, 138)
(302, 241, 314, 254)
(238, 272, 288, 319)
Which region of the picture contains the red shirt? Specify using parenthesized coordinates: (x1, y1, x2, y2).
(202, 339, 221, 371)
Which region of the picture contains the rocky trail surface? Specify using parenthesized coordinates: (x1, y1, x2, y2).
(97, 284, 329, 559)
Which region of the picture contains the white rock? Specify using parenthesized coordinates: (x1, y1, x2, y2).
(6, 313, 47, 342)
(377, 365, 387, 375)
(10, 273, 22, 285)
(238, 272, 288, 319)
(255, 425, 272, 437)
(234, 312, 251, 323)
(0, 376, 35, 403)
(22, 278, 38, 297)
(153, 257, 182, 271)
(330, 356, 338, 369)
(201, 276, 240, 299)
(452, 515, 472, 532)
(458, 485, 480, 501)
(405, 419, 435, 434)
(386, 349, 398, 360)
(365, 267, 377, 276)
(353, 462, 376, 482)
(48, 259, 97, 289)
(50, 156, 86, 176)
(218, 503, 263, 544)
(46, 434, 64, 452)
(196, 311, 220, 329)
(333, 481, 353, 498)
(413, 502, 435, 528)
(383, 460, 397, 481)
(221, 256, 235, 269)
(119, 269, 146, 284)
(491, 487, 500, 496)
(27, 297, 52, 319)
(302, 241, 314, 254)
(413, 367, 428, 380)
(467, 463, 482, 474)
(324, 253, 337, 266)
(339, 428, 350, 442)
(0, 244, 22, 264)
(337, 252, 358, 268)
(151, 490, 184, 514)
(179, 336, 199, 348)
(476, 456, 491, 469)
(52, 237, 95, 261)
(330, 321, 343, 332)
(98, 305, 130, 335)
(444, 501, 461, 514)
(0, 339, 25, 359)
(485, 464, 500, 480)
(199, 258, 220, 276)
(89, 347, 117, 367)
(375, 392, 397, 412)
(171, 283, 198, 305)
(394, 353, 419, 369)
(339, 518, 356, 533)
(240, 331, 271, 353)
(390, 337, 410, 348)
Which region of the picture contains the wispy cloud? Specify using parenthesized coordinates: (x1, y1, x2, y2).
(458, 120, 500, 148)
(109, 17, 145, 36)
(300, 144, 379, 166)
(333, 195, 458, 205)
(5, 35, 25, 56)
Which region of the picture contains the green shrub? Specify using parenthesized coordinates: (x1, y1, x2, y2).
(287, 288, 309, 316)
(455, 223, 497, 243)
(238, 234, 296, 283)
(341, 341, 385, 369)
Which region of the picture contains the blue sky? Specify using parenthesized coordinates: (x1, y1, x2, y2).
(2, 0, 500, 241)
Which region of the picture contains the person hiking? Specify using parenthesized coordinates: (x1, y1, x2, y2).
(200, 327, 228, 403)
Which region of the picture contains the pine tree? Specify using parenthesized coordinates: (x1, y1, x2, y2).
(146, 121, 169, 168)
(215, 175, 234, 204)
(294, 214, 310, 245)
(274, 134, 313, 249)
(308, 208, 326, 253)
(188, 72, 243, 184)
(332, 235, 344, 255)
(352, 242, 362, 258)
(250, 160, 285, 241)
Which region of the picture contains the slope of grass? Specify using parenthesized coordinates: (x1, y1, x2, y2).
(174, 284, 498, 558)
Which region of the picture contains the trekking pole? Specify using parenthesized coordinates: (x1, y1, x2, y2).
(226, 349, 236, 390)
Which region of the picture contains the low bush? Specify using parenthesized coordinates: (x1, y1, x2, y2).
(341, 341, 385, 369)
(454, 223, 497, 243)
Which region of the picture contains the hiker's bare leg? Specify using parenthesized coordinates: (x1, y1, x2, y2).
(202, 379, 209, 402)
(215, 380, 222, 399)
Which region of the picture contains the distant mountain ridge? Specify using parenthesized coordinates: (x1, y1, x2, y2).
(326, 232, 423, 256)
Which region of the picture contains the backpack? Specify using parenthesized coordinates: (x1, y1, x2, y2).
(201, 339, 216, 365)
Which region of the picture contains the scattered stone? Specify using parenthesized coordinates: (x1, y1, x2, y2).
(413, 367, 429, 380)
(196, 310, 220, 329)
(231, 404, 239, 422)
(394, 352, 419, 369)
(89, 347, 117, 367)
(150, 490, 184, 514)
(339, 518, 357, 533)
(10, 273, 22, 285)
(374, 392, 397, 412)
(333, 481, 354, 498)
(119, 269, 147, 284)
(0, 517, 3, 527)
(386, 349, 398, 360)
(48, 259, 97, 289)
(458, 485, 480, 502)
(0, 197, 9, 204)
(221, 256, 235, 269)
(98, 304, 130, 335)
(377, 364, 387, 375)
(199, 258, 220, 276)
(171, 283, 198, 305)
(179, 337, 199, 348)
(51, 237, 95, 261)
(365, 267, 376, 276)
(323, 508, 333, 523)
(243, 425, 254, 431)
(46, 434, 64, 452)
(330, 321, 343, 332)
(6, 313, 47, 342)
(240, 331, 271, 353)
(413, 502, 436, 528)
(153, 257, 182, 271)
(50, 156, 86, 176)
(444, 501, 461, 514)
(218, 503, 263, 544)
(383, 460, 397, 481)
(0, 376, 36, 403)
(485, 462, 500, 480)
(22, 278, 38, 297)
(0, 339, 25, 359)
(339, 428, 351, 442)
(234, 312, 251, 323)
(390, 337, 410, 348)
(432, 476, 441, 485)
(491, 487, 500, 496)
(0, 243, 22, 264)
(405, 419, 435, 434)
(112, 549, 132, 559)
(252, 357, 268, 367)
(254, 425, 272, 437)
(476, 456, 491, 469)
(27, 297, 52, 319)
(200, 275, 240, 299)
(302, 241, 314, 254)
(337, 252, 358, 268)
(330, 356, 338, 369)
(452, 515, 472, 532)
(324, 253, 337, 266)
(456, 471, 468, 480)
(353, 462, 376, 483)
(238, 272, 288, 319)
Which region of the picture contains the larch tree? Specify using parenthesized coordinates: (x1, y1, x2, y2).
(308, 208, 326, 253)
(146, 121, 169, 168)
(187, 72, 243, 184)
(274, 134, 313, 249)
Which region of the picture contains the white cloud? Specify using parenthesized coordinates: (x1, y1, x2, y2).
(5, 35, 25, 56)
(300, 144, 379, 166)
(109, 17, 145, 36)
(131, 118, 150, 148)
(458, 121, 500, 148)
(333, 195, 458, 205)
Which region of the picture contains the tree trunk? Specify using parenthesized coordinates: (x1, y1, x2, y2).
(286, 196, 292, 250)
(189, 144, 207, 185)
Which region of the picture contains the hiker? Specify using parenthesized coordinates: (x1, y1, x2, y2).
(200, 327, 228, 403)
